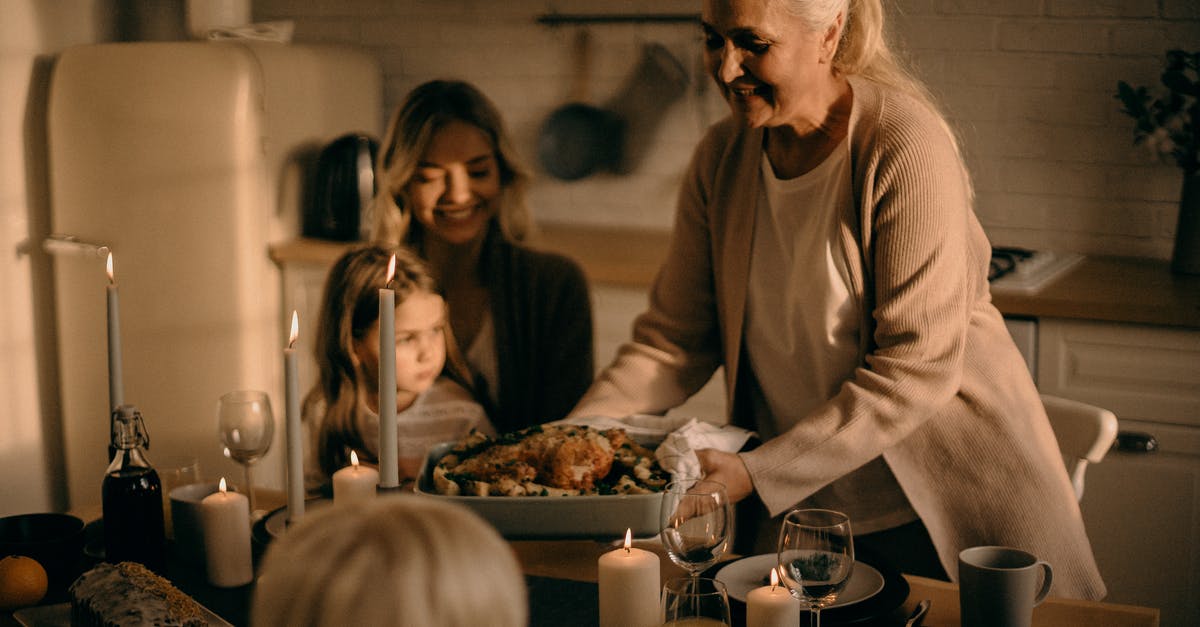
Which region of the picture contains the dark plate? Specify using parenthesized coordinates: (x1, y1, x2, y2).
(703, 547, 910, 626)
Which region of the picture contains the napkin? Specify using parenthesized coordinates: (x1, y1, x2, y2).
(653, 418, 755, 479)
(556, 415, 755, 479)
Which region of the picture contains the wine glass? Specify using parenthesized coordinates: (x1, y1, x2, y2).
(661, 576, 732, 626)
(660, 479, 732, 579)
(217, 390, 275, 516)
(777, 508, 854, 627)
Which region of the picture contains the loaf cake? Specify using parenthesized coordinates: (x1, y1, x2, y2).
(68, 562, 206, 626)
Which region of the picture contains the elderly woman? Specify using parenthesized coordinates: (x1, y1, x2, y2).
(569, 0, 1105, 599)
(371, 80, 594, 431)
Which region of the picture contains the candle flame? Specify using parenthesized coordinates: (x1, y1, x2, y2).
(289, 310, 299, 347)
(350, 450, 360, 468)
(106, 252, 115, 284)
(223, 446, 231, 459)
(385, 254, 396, 286)
(623, 528, 633, 552)
(770, 567, 780, 588)
(219, 477, 228, 494)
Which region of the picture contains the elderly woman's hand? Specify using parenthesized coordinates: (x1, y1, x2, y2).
(696, 448, 754, 503)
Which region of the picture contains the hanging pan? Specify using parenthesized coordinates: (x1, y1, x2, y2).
(536, 29, 623, 181)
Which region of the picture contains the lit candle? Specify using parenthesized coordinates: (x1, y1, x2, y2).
(598, 528, 660, 627)
(333, 450, 379, 506)
(747, 567, 800, 627)
(199, 478, 253, 588)
(105, 252, 124, 411)
(284, 311, 304, 523)
(377, 253, 398, 489)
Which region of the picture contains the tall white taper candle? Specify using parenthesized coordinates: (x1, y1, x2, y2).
(378, 254, 399, 489)
(284, 310, 305, 522)
(105, 252, 124, 411)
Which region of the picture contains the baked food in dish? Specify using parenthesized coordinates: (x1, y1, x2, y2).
(432, 424, 669, 496)
(69, 561, 206, 626)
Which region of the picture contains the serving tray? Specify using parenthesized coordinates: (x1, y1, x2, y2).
(413, 442, 664, 540)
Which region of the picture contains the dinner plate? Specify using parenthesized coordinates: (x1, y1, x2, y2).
(13, 601, 232, 627)
(714, 553, 884, 608)
(706, 550, 910, 626)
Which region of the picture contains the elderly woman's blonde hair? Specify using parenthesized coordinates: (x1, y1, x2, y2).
(784, 0, 972, 196)
(252, 496, 527, 627)
(370, 80, 533, 246)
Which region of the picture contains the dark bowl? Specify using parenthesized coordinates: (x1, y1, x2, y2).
(0, 513, 86, 602)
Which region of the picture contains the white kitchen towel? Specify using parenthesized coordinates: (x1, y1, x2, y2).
(653, 418, 755, 479)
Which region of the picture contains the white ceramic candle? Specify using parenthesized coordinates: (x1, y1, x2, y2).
(598, 528, 660, 627)
(105, 252, 124, 411)
(199, 478, 253, 587)
(333, 450, 379, 506)
(284, 311, 305, 523)
(747, 567, 800, 627)
(377, 254, 399, 489)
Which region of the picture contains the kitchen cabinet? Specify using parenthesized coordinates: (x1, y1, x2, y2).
(1037, 318, 1200, 627)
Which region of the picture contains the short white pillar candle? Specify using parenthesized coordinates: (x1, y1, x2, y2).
(199, 478, 253, 587)
(747, 567, 800, 627)
(333, 450, 379, 506)
(598, 528, 660, 627)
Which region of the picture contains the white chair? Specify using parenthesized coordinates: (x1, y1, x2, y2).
(1040, 394, 1119, 501)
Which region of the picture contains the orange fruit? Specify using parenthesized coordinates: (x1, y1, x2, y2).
(0, 555, 48, 610)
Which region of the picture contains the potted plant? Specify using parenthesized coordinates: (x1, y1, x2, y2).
(1116, 50, 1199, 275)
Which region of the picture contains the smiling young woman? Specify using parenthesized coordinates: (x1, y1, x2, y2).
(370, 80, 595, 433)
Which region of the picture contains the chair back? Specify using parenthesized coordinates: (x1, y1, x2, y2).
(1041, 394, 1118, 501)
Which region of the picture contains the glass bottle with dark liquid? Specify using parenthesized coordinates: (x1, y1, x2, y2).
(102, 404, 166, 572)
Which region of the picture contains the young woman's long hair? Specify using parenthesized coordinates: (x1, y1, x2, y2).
(370, 80, 533, 246)
(303, 245, 473, 480)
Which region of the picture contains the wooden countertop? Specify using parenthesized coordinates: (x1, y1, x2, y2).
(269, 225, 1200, 329)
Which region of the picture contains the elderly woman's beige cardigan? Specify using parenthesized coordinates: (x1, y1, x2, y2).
(571, 77, 1106, 600)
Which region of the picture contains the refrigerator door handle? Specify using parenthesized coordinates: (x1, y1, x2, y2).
(41, 233, 111, 258)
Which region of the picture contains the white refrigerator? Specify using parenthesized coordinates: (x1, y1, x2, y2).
(47, 41, 381, 509)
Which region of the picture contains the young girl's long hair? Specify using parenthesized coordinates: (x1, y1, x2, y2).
(304, 245, 473, 480)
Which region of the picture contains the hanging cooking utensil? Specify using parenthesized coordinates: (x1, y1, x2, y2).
(537, 29, 623, 181)
(605, 42, 690, 175)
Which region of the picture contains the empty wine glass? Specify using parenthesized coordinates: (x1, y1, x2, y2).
(777, 508, 854, 627)
(217, 390, 275, 516)
(661, 576, 732, 626)
(660, 479, 732, 579)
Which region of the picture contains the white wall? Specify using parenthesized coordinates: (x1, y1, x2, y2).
(0, 0, 112, 516)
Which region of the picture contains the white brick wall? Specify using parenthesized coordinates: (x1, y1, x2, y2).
(255, 0, 1200, 259)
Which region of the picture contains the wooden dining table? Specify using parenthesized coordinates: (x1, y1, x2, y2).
(2, 489, 1161, 627)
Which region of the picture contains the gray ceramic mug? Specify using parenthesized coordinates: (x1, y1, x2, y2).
(958, 546, 1053, 627)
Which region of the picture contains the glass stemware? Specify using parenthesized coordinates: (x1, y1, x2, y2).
(660, 479, 732, 579)
(661, 576, 732, 626)
(777, 508, 854, 627)
(216, 390, 275, 515)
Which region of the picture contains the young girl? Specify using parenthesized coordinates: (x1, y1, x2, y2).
(303, 245, 493, 488)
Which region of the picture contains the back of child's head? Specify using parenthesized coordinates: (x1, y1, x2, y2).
(252, 495, 527, 627)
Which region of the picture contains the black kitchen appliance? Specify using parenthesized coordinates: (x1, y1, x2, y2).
(304, 132, 379, 241)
